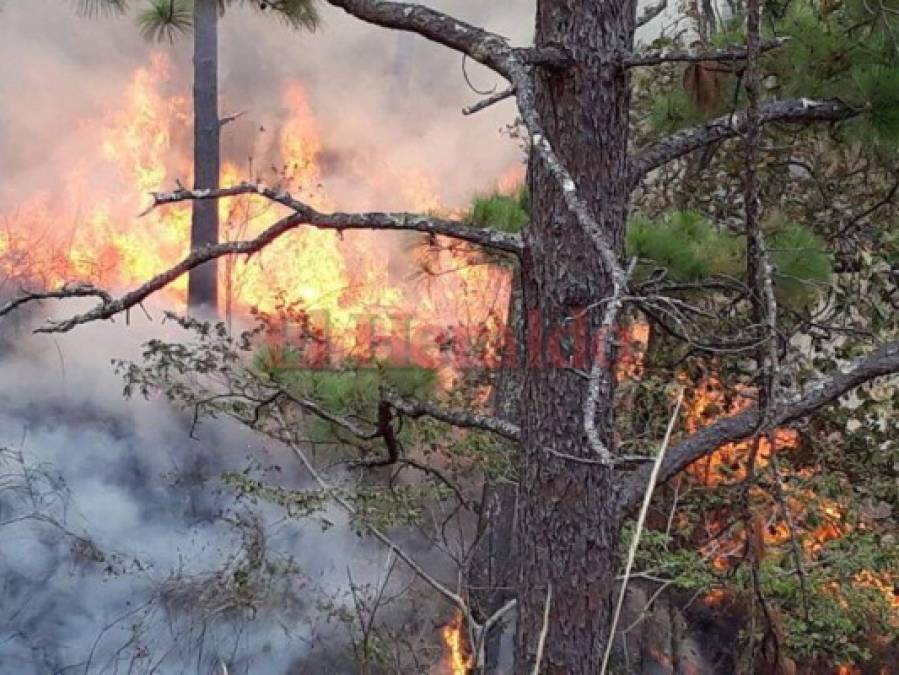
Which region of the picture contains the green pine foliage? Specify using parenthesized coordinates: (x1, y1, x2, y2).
(138, 0, 193, 42)
(135, 0, 319, 44)
(771, 5, 850, 99)
(768, 221, 833, 307)
(627, 210, 832, 309)
(627, 210, 744, 280)
(467, 186, 529, 233)
(640, 1, 899, 145)
(254, 348, 438, 417)
(773, 1, 899, 146)
(846, 64, 899, 147)
(648, 88, 707, 134)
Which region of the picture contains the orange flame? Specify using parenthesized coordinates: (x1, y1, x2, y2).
(439, 612, 471, 675)
(0, 54, 512, 375)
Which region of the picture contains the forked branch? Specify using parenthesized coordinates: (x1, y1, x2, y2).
(2, 185, 521, 333)
(146, 183, 523, 254)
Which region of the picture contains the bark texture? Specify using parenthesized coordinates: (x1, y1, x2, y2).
(188, 0, 221, 312)
(515, 1, 636, 672)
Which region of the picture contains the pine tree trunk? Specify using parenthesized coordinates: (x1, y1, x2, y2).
(471, 269, 524, 673)
(188, 0, 220, 313)
(515, 1, 636, 672)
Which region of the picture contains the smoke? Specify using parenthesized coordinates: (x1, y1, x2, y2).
(0, 306, 426, 673)
(0, 2, 660, 672)
(0, 0, 535, 213)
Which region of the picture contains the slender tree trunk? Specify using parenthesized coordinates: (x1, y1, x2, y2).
(515, 1, 636, 672)
(471, 269, 524, 673)
(188, 0, 221, 313)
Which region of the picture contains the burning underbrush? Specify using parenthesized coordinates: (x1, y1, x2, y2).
(619, 358, 899, 674)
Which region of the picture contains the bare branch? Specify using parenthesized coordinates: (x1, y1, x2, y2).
(2, 187, 520, 333)
(622, 38, 786, 68)
(0, 282, 112, 319)
(272, 411, 473, 622)
(145, 183, 523, 254)
(463, 87, 515, 116)
(24, 209, 308, 333)
(618, 341, 899, 513)
(275, 386, 510, 505)
(322, 0, 515, 77)
(530, 583, 552, 675)
(381, 387, 521, 442)
(275, 388, 380, 440)
(629, 98, 854, 184)
(584, 258, 638, 464)
(219, 110, 247, 128)
(601, 389, 683, 675)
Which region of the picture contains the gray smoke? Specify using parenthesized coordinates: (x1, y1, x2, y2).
(0, 307, 421, 673)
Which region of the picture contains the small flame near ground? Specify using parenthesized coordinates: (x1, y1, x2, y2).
(677, 369, 897, 672)
(438, 612, 471, 675)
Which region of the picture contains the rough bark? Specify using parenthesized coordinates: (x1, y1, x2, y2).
(515, 1, 636, 672)
(187, 0, 221, 313)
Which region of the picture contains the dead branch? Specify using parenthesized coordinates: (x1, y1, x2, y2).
(629, 98, 855, 184)
(144, 182, 523, 254)
(1, 188, 521, 332)
(0, 282, 112, 318)
(463, 87, 515, 116)
(622, 38, 786, 68)
(600, 389, 684, 675)
(381, 387, 520, 442)
(530, 583, 552, 675)
(270, 410, 491, 641)
(322, 0, 516, 77)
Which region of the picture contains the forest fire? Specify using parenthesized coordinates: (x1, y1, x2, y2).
(0, 40, 893, 675)
(676, 370, 898, 665)
(0, 53, 511, 374)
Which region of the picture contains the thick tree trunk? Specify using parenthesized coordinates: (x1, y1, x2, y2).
(515, 1, 636, 672)
(187, 0, 221, 313)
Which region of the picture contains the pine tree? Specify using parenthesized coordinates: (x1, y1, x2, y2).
(81, 0, 319, 313)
